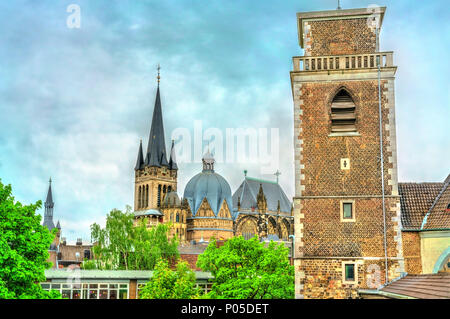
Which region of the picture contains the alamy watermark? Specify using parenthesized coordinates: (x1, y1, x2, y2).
(170, 121, 280, 175)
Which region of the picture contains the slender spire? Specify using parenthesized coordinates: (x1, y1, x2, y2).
(135, 139, 144, 170)
(145, 66, 169, 167)
(45, 177, 53, 207)
(43, 178, 56, 231)
(169, 140, 178, 170)
(337, 0, 341, 10)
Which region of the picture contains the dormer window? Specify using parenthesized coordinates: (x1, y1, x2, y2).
(331, 89, 357, 133)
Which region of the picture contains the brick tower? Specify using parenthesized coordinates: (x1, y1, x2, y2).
(134, 70, 178, 214)
(291, 7, 404, 299)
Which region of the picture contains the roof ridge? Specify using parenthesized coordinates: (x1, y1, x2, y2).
(421, 179, 450, 230)
(245, 176, 277, 184)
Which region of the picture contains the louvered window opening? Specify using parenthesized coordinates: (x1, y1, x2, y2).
(331, 90, 357, 132)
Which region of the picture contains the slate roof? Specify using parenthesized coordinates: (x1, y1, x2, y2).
(134, 209, 163, 217)
(379, 274, 450, 299)
(134, 140, 144, 171)
(398, 182, 444, 230)
(145, 86, 169, 167)
(168, 140, 178, 170)
(232, 177, 292, 215)
(183, 170, 233, 217)
(422, 177, 450, 230)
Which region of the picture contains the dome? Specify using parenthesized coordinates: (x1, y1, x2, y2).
(163, 191, 181, 206)
(183, 152, 233, 217)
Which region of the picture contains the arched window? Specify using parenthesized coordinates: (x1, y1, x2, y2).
(331, 89, 356, 133)
(145, 185, 149, 207)
(176, 213, 180, 223)
(138, 186, 142, 209)
(157, 185, 162, 207)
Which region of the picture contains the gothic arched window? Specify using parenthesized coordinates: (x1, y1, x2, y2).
(176, 213, 180, 223)
(157, 185, 162, 207)
(138, 186, 142, 209)
(331, 89, 356, 133)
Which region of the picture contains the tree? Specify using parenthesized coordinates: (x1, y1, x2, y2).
(85, 206, 179, 270)
(197, 236, 294, 299)
(0, 179, 61, 299)
(139, 258, 199, 299)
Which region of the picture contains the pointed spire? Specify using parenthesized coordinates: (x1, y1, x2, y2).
(43, 178, 56, 231)
(135, 139, 144, 170)
(45, 177, 54, 207)
(145, 77, 169, 167)
(169, 140, 178, 170)
(56, 220, 61, 230)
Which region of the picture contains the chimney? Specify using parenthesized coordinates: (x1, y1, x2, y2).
(76, 238, 82, 245)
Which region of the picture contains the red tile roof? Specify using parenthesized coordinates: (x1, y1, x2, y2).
(422, 178, 450, 230)
(380, 274, 450, 299)
(398, 182, 444, 230)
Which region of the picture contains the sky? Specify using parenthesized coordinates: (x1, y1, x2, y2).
(0, 0, 448, 242)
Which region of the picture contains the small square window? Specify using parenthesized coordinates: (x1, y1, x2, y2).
(343, 203, 353, 219)
(340, 200, 355, 222)
(342, 262, 357, 284)
(345, 264, 355, 281)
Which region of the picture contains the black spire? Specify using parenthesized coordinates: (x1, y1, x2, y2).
(169, 140, 178, 170)
(145, 85, 169, 167)
(43, 178, 56, 230)
(135, 139, 144, 170)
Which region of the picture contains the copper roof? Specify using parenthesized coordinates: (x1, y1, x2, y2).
(380, 274, 450, 299)
(398, 182, 444, 230)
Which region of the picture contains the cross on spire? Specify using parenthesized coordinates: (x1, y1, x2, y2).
(156, 63, 161, 86)
(274, 170, 281, 184)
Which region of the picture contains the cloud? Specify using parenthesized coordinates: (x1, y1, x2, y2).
(0, 0, 448, 241)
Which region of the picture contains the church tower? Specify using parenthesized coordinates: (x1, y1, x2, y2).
(291, 7, 404, 298)
(134, 69, 178, 214)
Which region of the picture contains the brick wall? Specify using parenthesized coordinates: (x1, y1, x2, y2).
(305, 18, 376, 56)
(298, 81, 393, 197)
(401, 231, 422, 274)
(180, 254, 201, 270)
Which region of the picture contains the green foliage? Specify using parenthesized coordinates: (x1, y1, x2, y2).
(0, 179, 61, 299)
(86, 207, 179, 270)
(197, 236, 294, 299)
(139, 259, 199, 299)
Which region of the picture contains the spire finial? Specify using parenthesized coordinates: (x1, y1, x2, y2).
(244, 169, 248, 177)
(49, 177, 52, 185)
(157, 64, 161, 85)
(337, 0, 341, 10)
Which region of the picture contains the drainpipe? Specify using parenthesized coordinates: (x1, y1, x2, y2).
(376, 25, 389, 285)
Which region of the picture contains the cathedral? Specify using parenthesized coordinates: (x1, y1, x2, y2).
(132, 77, 294, 244)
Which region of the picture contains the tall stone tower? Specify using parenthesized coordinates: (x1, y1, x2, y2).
(291, 7, 404, 299)
(134, 74, 178, 214)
